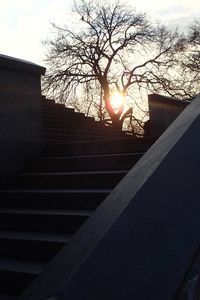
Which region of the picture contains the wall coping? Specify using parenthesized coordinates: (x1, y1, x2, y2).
(0, 54, 46, 75)
(148, 93, 191, 107)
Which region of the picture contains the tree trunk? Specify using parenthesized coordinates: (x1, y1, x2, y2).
(111, 114, 123, 130)
(102, 83, 123, 130)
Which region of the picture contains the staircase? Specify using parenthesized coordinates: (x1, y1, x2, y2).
(0, 98, 157, 299)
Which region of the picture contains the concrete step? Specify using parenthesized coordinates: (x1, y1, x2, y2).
(44, 137, 156, 156)
(27, 153, 143, 172)
(8, 171, 127, 189)
(41, 101, 134, 134)
(0, 259, 43, 296)
(42, 109, 95, 121)
(43, 111, 93, 122)
(0, 258, 44, 274)
(41, 99, 73, 111)
(0, 229, 71, 243)
(0, 209, 91, 234)
(0, 294, 18, 299)
(42, 106, 75, 115)
(0, 233, 67, 261)
(42, 109, 84, 118)
(43, 116, 122, 131)
(43, 127, 125, 137)
(44, 133, 108, 142)
(43, 117, 96, 128)
(43, 121, 97, 131)
(0, 269, 36, 296)
(43, 133, 130, 144)
(44, 138, 98, 144)
(0, 189, 109, 210)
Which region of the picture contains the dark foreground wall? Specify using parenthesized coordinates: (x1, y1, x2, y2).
(0, 54, 45, 187)
(148, 93, 190, 136)
(21, 95, 200, 300)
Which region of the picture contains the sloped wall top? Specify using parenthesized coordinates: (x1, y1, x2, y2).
(0, 54, 46, 75)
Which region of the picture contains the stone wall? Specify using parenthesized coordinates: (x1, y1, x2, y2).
(148, 93, 190, 136)
(0, 54, 45, 187)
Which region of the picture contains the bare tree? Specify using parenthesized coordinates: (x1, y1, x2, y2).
(151, 20, 200, 100)
(43, 0, 184, 129)
(177, 21, 200, 98)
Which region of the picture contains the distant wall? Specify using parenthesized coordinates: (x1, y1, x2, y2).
(0, 54, 45, 187)
(148, 94, 190, 136)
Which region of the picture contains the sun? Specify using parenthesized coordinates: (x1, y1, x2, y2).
(110, 92, 124, 111)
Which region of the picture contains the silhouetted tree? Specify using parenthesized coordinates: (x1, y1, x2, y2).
(43, 0, 184, 129)
(178, 21, 200, 98)
(152, 20, 200, 100)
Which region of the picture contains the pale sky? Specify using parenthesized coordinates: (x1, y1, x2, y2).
(0, 0, 200, 67)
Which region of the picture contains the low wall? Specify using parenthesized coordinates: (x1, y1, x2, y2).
(148, 93, 190, 136)
(0, 54, 45, 187)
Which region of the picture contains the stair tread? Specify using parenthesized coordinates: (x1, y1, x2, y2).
(0, 294, 18, 300)
(15, 170, 128, 176)
(43, 114, 88, 120)
(0, 209, 93, 216)
(33, 152, 144, 160)
(45, 139, 97, 144)
(43, 127, 124, 134)
(0, 258, 45, 274)
(0, 230, 71, 243)
(44, 138, 156, 151)
(44, 133, 104, 138)
(43, 117, 94, 123)
(45, 138, 136, 144)
(8, 171, 126, 189)
(0, 188, 111, 193)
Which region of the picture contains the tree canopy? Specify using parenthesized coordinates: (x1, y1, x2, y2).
(176, 21, 200, 98)
(43, 0, 195, 130)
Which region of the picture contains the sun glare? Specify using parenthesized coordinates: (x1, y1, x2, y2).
(110, 92, 124, 111)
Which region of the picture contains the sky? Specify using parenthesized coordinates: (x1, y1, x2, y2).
(0, 0, 200, 67)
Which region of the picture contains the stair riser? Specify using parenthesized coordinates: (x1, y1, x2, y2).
(9, 173, 126, 189)
(43, 118, 96, 127)
(27, 154, 142, 172)
(43, 118, 116, 130)
(43, 127, 125, 136)
(44, 137, 104, 144)
(44, 134, 104, 142)
(0, 192, 107, 210)
(0, 294, 19, 299)
(44, 140, 154, 156)
(42, 109, 84, 118)
(0, 239, 65, 262)
(43, 122, 96, 131)
(0, 214, 88, 234)
(0, 271, 35, 295)
(44, 127, 122, 138)
(43, 112, 93, 122)
(42, 102, 74, 112)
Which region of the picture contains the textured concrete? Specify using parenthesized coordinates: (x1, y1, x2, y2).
(20, 95, 200, 300)
(0, 54, 45, 187)
(148, 93, 190, 136)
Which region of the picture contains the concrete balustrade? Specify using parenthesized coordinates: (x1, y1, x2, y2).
(0, 54, 45, 187)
